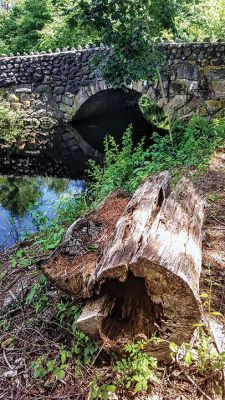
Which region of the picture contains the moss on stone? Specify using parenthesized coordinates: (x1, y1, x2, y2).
(200, 65, 225, 74)
(198, 105, 207, 115)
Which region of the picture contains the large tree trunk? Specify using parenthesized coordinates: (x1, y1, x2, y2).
(77, 172, 205, 357)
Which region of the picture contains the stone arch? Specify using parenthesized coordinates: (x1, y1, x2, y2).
(69, 85, 157, 152)
(72, 81, 149, 120)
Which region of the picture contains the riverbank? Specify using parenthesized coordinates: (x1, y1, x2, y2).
(1, 120, 225, 399)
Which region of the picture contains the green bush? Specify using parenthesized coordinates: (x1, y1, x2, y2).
(88, 116, 225, 203)
(114, 341, 159, 393)
(0, 101, 26, 147)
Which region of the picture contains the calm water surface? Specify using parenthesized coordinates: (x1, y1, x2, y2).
(0, 176, 85, 251)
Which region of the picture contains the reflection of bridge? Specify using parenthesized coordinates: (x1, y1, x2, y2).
(1, 42, 225, 128)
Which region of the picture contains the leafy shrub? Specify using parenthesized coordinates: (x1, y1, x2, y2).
(114, 341, 159, 393)
(89, 116, 225, 203)
(56, 301, 99, 365)
(170, 327, 225, 375)
(0, 101, 26, 147)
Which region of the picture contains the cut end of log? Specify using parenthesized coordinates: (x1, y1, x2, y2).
(77, 268, 202, 358)
(77, 173, 205, 356)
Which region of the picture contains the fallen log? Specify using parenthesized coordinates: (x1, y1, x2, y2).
(77, 172, 205, 356)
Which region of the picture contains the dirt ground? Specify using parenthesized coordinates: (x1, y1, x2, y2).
(0, 151, 225, 400)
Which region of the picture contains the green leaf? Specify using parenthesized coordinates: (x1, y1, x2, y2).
(200, 292, 209, 298)
(134, 382, 143, 393)
(169, 342, 178, 353)
(19, 258, 30, 268)
(106, 385, 116, 393)
(11, 258, 17, 268)
(184, 350, 193, 366)
(55, 367, 65, 380)
(211, 311, 223, 317)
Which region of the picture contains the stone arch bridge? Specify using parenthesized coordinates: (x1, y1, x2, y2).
(0, 41, 225, 176)
(1, 41, 225, 124)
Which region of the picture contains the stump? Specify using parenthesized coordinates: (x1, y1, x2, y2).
(77, 172, 205, 356)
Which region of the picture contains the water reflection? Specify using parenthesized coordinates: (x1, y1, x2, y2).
(0, 176, 85, 250)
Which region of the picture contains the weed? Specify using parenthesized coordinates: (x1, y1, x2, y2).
(207, 193, 220, 202)
(89, 377, 116, 400)
(0, 100, 26, 147)
(32, 347, 70, 381)
(170, 328, 225, 375)
(56, 301, 99, 365)
(25, 274, 48, 313)
(114, 341, 159, 393)
(10, 248, 36, 268)
(0, 271, 6, 282)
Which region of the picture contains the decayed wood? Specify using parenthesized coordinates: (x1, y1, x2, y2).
(77, 172, 205, 355)
(76, 295, 115, 340)
(42, 189, 130, 298)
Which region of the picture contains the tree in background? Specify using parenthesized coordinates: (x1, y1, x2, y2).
(0, 0, 53, 53)
(38, 0, 99, 51)
(1, 0, 225, 55)
(175, 0, 225, 41)
(75, 0, 191, 85)
(0, 0, 99, 53)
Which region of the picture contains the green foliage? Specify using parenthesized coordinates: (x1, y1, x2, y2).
(114, 341, 159, 393)
(0, 101, 26, 147)
(0, 0, 98, 54)
(38, 2, 99, 51)
(170, 267, 225, 379)
(89, 379, 116, 400)
(25, 274, 48, 313)
(140, 95, 169, 130)
(10, 248, 36, 269)
(32, 347, 70, 380)
(56, 301, 81, 334)
(207, 193, 220, 202)
(88, 116, 225, 203)
(176, 0, 225, 41)
(0, 0, 53, 54)
(34, 223, 65, 251)
(57, 192, 89, 225)
(170, 327, 225, 375)
(56, 301, 99, 365)
(72, 330, 99, 365)
(76, 0, 193, 85)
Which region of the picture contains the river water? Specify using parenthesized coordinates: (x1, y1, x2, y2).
(0, 176, 85, 251)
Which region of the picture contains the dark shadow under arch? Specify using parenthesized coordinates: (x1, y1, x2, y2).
(72, 88, 163, 152)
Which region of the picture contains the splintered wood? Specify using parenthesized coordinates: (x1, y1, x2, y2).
(43, 172, 205, 356)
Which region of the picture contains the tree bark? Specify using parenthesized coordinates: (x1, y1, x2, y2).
(77, 172, 205, 357)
